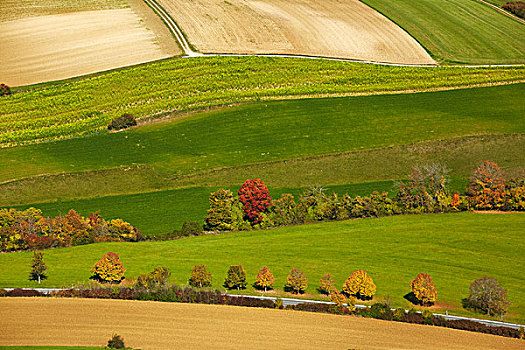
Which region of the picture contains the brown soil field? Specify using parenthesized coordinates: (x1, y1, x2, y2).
(1, 298, 523, 349)
(0, 8, 180, 86)
(157, 0, 435, 64)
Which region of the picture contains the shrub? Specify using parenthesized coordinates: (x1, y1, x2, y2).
(274, 298, 284, 309)
(342, 270, 376, 300)
(505, 184, 525, 211)
(224, 265, 247, 290)
(181, 221, 203, 236)
(270, 193, 302, 226)
(393, 308, 406, 321)
(467, 276, 509, 317)
(188, 265, 212, 288)
(502, 2, 525, 19)
(410, 273, 437, 306)
(395, 164, 451, 213)
(90, 252, 126, 283)
(238, 179, 273, 225)
(204, 189, 236, 231)
(319, 273, 334, 294)
(366, 302, 394, 320)
(0, 84, 10, 97)
(422, 309, 434, 325)
(107, 113, 137, 131)
(29, 251, 47, 284)
(107, 334, 125, 349)
(285, 268, 308, 294)
(6, 288, 44, 297)
(254, 266, 274, 292)
(287, 302, 332, 314)
(136, 266, 171, 289)
(110, 219, 142, 242)
(467, 161, 506, 210)
(329, 287, 352, 314)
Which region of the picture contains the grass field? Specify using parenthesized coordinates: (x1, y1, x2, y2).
(2, 299, 523, 350)
(361, 0, 525, 64)
(1, 213, 524, 323)
(1, 56, 524, 145)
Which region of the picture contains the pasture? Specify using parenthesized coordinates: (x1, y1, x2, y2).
(1, 213, 524, 323)
(361, 0, 525, 64)
(1, 56, 523, 146)
(157, 0, 434, 64)
(1, 298, 523, 350)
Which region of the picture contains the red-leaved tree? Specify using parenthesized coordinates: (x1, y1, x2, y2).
(467, 161, 506, 210)
(238, 179, 272, 224)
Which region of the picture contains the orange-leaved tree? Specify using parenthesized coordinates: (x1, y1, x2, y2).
(342, 270, 376, 300)
(91, 252, 125, 283)
(467, 161, 506, 210)
(188, 265, 212, 288)
(285, 268, 307, 294)
(254, 266, 274, 293)
(410, 273, 437, 306)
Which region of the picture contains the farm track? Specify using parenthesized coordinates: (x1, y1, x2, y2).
(1, 298, 524, 349)
(147, 0, 524, 67)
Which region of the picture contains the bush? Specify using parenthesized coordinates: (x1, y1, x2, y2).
(365, 302, 394, 320)
(505, 183, 525, 211)
(467, 161, 506, 210)
(467, 276, 509, 317)
(181, 221, 203, 236)
(107, 113, 137, 131)
(393, 308, 406, 321)
(204, 189, 236, 231)
(287, 302, 332, 314)
(274, 298, 284, 309)
(254, 266, 274, 292)
(136, 266, 171, 289)
(6, 288, 44, 297)
(90, 252, 126, 283)
(107, 334, 125, 349)
(188, 265, 212, 288)
(0, 84, 10, 97)
(269, 193, 302, 226)
(502, 2, 525, 19)
(410, 273, 437, 306)
(224, 265, 247, 290)
(285, 268, 308, 294)
(238, 179, 273, 225)
(318, 273, 334, 294)
(342, 270, 376, 300)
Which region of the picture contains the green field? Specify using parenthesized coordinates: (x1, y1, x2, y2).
(1, 56, 524, 146)
(361, 0, 525, 64)
(1, 213, 524, 323)
(2, 84, 524, 231)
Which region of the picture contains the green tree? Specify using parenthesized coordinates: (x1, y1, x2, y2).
(188, 265, 212, 288)
(467, 276, 509, 317)
(285, 268, 308, 294)
(29, 251, 47, 284)
(204, 189, 236, 231)
(224, 264, 247, 290)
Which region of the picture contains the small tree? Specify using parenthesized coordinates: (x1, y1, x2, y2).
(188, 265, 212, 288)
(319, 273, 334, 294)
(107, 113, 137, 131)
(238, 179, 273, 225)
(29, 251, 47, 284)
(285, 268, 307, 294)
(136, 266, 171, 289)
(410, 273, 437, 306)
(90, 252, 125, 283)
(329, 287, 352, 314)
(204, 189, 236, 231)
(254, 266, 274, 293)
(467, 161, 506, 210)
(342, 270, 376, 300)
(0, 84, 10, 97)
(467, 276, 509, 317)
(224, 264, 247, 290)
(107, 334, 125, 349)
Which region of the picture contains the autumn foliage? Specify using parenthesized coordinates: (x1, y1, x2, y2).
(319, 273, 335, 294)
(254, 266, 274, 292)
(410, 273, 438, 306)
(285, 267, 308, 294)
(188, 265, 212, 288)
(224, 264, 247, 290)
(467, 161, 506, 210)
(91, 252, 126, 283)
(343, 270, 376, 300)
(238, 179, 272, 224)
(204, 189, 236, 231)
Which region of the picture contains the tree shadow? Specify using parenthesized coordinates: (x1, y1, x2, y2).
(404, 292, 420, 305)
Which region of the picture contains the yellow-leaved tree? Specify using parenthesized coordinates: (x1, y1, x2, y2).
(342, 270, 376, 300)
(91, 252, 125, 283)
(254, 266, 274, 293)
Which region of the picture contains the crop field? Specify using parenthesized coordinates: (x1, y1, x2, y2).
(2, 299, 524, 350)
(361, 0, 525, 64)
(1, 56, 524, 146)
(1, 213, 524, 323)
(157, 0, 434, 64)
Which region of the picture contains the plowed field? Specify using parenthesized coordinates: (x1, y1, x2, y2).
(0, 8, 177, 86)
(0, 298, 522, 349)
(157, 0, 435, 64)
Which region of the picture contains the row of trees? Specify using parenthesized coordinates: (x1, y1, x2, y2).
(204, 161, 525, 232)
(0, 208, 142, 252)
(83, 252, 510, 317)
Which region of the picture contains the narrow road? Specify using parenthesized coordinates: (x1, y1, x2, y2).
(5, 288, 522, 330)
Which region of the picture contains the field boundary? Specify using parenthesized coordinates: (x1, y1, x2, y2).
(476, 0, 525, 25)
(3, 288, 523, 330)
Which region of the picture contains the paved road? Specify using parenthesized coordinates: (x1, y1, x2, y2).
(5, 288, 522, 330)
